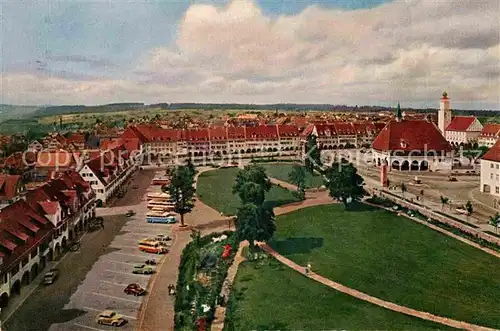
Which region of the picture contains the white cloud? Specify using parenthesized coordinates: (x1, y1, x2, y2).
(2, 0, 499, 109)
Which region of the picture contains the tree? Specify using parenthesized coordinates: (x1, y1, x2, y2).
(465, 200, 473, 219)
(304, 134, 321, 174)
(233, 165, 271, 197)
(440, 195, 449, 210)
(324, 163, 366, 209)
(235, 203, 275, 251)
(164, 165, 196, 227)
(237, 182, 266, 205)
(288, 165, 306, 200)
(489, 212, 500, 234)
(401, 183, 407, 198)
(185, 158, 196, 178)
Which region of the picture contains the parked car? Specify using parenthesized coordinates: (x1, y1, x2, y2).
(155, 234, 171, 242)
(95, 310, 127, 327)
(145, 259, 157, 265)
(125, 210, 135, 217)
(132, 264, 154, 274)
(43, 268, 59, 285)
(124, 283, 146, 296)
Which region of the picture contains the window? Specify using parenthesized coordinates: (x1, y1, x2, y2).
(491, 173, 494, 179)
(496, 187, 500, 194)
(3, 274, 8, 284)
(497, 164, 499, 169)
(492, 163, 495, 168)
(497, 174, 500, 181)
(21, 256, 29, 267)
(30, 249, 37, 259)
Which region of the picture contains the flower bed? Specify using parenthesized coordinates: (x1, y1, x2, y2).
(174, 231, 239, 331)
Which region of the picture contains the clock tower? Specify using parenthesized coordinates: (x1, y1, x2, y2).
(438, 91, 452, 134)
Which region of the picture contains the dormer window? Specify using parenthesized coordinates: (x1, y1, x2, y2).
(400, 140, 408, 149)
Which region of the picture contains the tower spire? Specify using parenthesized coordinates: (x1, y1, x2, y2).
(396, 102, 402, 122)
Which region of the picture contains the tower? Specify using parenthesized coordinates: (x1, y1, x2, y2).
(438, 91, 452, 133)
(395, 102, 403, 122)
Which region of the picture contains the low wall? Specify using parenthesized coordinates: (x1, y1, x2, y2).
(367, 188, 500, 246)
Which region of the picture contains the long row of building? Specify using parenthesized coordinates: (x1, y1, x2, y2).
(0, 170, 96, 309)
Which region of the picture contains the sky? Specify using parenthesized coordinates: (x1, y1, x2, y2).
(0, 0, 499, 110)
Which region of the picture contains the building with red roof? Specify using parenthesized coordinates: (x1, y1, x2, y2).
(0, 169, 95, 308)
(35, 151, 81, 179)
(371, 104, 452, 172)
(79, 146, 137, 205)
(0, 175, 25, 207)
(478, 123, 500, 148)
(480, 140, 500, 198)
(445, 116, 483, 146)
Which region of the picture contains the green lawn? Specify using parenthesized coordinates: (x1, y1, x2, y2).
(196, 168, 300, 215)
(270, 203, 500, 328)
(259, 163, 325, 188)
(225, 258, 455, 331)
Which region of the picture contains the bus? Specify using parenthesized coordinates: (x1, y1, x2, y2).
(138, 239, 168, 254)
(146, 211, 177, 224)
(147, 200, 175, 211)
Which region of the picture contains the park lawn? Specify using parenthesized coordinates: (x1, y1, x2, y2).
(196, 168, 300, 215)
(270, 203, 500, 328)
(225, 258, 455, 331)
(260, 163, 325, 188)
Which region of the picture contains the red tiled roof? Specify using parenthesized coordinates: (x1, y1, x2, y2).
(372, 120, 452, 152)
(0, 199, 53, 271)
(36, 151, 76, 168)
(301, 124, 315, 137)
(480, 124, 500, 137)
(227, 126, 246, 139)
(0, 175, 21, 200)
(333, 122, 356, 135)
(185, 129, 210, 141)
(245, 125, 278, 139)
(121, 138, 140, 153)
(66, 133, 85, 143)
(352, 122, 367, 135)
(314, 124, 337, 137)
(208, 127, 227, 141)
(373, 122, 387, 131)
(0, 238, 16, 251)
(5, 151, 35, 169)
(18, 219, 40, 232)
(446, 116, 477, 131)
(277, 125, 300, 137)
(483, 140, 500, 162)
(38, 201, 59, 215)
(121, 126, 148, 142)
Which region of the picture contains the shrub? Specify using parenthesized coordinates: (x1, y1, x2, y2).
(174, 231, 239, 331)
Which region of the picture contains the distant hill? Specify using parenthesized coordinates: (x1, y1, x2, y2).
(34, 103, 145, 117)
(0, 104, 40, 122)
(2, 102, 498, 120)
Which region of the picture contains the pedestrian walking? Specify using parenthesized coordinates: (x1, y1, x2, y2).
(305, 262, 311, 276)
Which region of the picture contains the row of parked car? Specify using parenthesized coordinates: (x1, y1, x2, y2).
(96, 234, 172, 327)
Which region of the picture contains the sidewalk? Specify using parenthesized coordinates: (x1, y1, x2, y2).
(362, 173, 498, 233)
(469, 188, 500, 213)
(0, 256, 65, 323)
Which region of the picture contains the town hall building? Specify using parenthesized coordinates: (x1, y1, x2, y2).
(371, 101, 453, 172)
